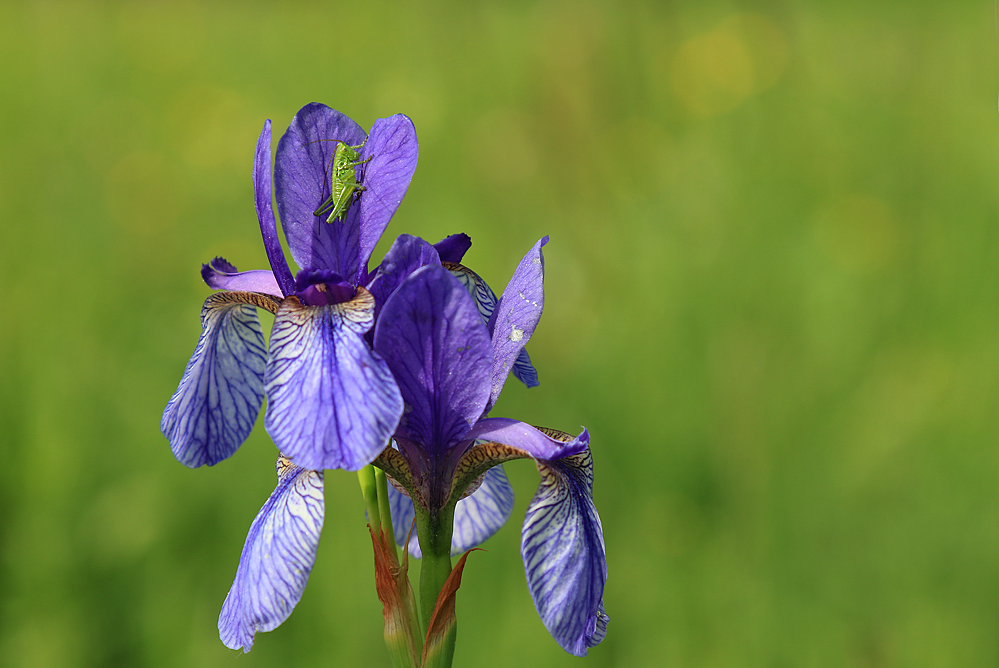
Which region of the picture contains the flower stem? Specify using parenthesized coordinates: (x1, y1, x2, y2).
(374, 468, 397, 558)
(357, 465, 381, 535)
(416, 508, 453, 625)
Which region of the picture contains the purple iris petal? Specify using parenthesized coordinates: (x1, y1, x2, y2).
(465, 419, 589, 461)
(264, 290, 404, 471)
(389, 465, 514, 558)
(219, 457, 324, 652)
(521, 449, 608, 657)
(355, 114, 419, 285)
(274, 103, 366, 278)
(433, 233, 472, 264)
(450, 464, 514, 554)
(448, 263, 498, 323)
(511, 348, 538, 389)
(254, 120, 295, 297)
(161, 293, 267, 468)
(366, 234, 441, 315)
(373, 265, 492, 456)
(487, 236, 547, 407)
(447, 261, 539, 394)
(201, 257, 283, 296)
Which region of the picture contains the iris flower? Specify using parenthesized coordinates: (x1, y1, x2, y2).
(161, 102, 606, 657)
(161, 102, 418, 472)
(368, 237, 609, 657)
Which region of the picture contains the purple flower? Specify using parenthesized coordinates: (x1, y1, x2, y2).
(212, 234, 552, 652)
(370, 239, 608, 656)
(161, 103, 418, 472)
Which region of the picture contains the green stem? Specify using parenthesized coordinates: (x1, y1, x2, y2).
(416, 504, 455, 631)
(374, 468, 397, 558)
(357, 465, 381, 535)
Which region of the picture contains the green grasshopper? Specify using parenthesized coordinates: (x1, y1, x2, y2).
(312, 136, 372, 223)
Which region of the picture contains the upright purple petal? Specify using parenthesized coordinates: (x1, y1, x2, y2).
(366, 234, 441, 315)
(434, 233, 472, 264)
(219, 457, 325, 652)
(253, 121, 295, 296)
(274, 103, 366, 277)
(487, 236, 548, 407)
(447, 261, 538, 393)
(161, 293, 267, 468)
(388, 465, 514, 559)
(373, 265, 492, 456)
(355, 114, 419, 284)
(202, 258, 283, 296)
(521, 449, 608, 656)
(264, 289, 404, 471)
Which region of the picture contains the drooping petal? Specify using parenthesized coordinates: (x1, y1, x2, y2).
(218, 457, 325, 652)
(366, 234, 441, 316)
(511, 348, 538, 388)
(202, 257, 283, 296)
(254, 120, 295, 296)
(373, 265, 492, 456)
(274, 103, 367, 277)
(464, 418, 589, 462)
(521, 448, 608, 656)
(161, 292, 267, 468)
(265, 288, 404, 471)
(451, 465, 514, 555)
(446, 262, 498, 323)
(487, 236, 547, 407)
(433, 233, 471, 264)
(355, 114, 419, 283)
(447, 261, 539, 393)
(388, 465, 514, 559)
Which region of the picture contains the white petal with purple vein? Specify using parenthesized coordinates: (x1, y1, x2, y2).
(161, 293, 267, 468)
(451, 465, 514, 555)
(219, 457, 325, 652)
(265, 291, 403, 471)
(521, 449, 608, 656)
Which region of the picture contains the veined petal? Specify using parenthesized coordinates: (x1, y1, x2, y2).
(387, 465, 513, 559)
(446, 261, 539, 394)
(265, 289, 404, 471)
(356, 114, 419, 284)
(275, 103, 366, 278)
(433, 233, 471, 264)
(202, 257, 283, 296)
(366, 234, 441, 317)
(487, 236, 547, 407)
(254, 120, 295, 296)
(451, 465, 514, 554)
(373, 265, 491, 456)
(219, 456, 325, 652)
(161, 292, 267, 468)
(446, 262, 498, 324)
(522, 448, 608, 656)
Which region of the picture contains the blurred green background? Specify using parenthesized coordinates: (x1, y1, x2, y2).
(1, 1, 998, 666)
